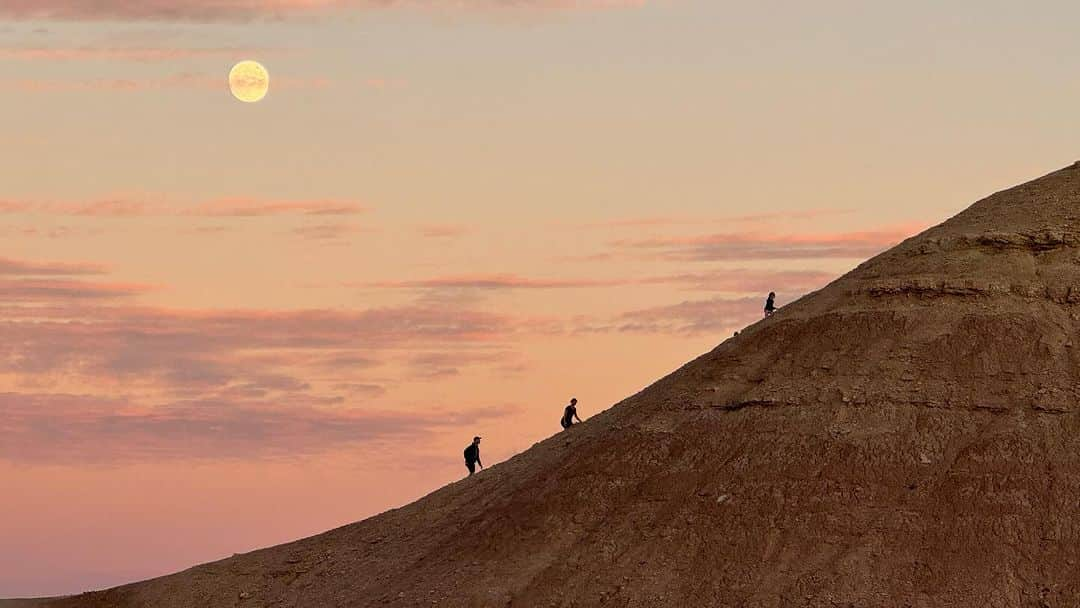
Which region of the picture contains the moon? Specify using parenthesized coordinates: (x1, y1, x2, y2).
(229, 60, 269, 103)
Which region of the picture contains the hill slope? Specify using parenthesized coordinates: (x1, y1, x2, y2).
(42, 163, 1080, 607)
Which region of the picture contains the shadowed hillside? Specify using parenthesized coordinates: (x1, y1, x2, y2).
(33, 162, 1080, 607)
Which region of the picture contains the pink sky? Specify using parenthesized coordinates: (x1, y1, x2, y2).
(3, 0, 1080, 599)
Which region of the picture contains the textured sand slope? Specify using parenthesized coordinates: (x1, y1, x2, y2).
(42, 163, 1080, 607)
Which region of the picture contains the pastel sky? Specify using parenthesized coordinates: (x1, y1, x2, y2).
(3, 0, 1079, 598)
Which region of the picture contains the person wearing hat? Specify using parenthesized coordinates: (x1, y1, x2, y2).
(463, 436, 483, 476)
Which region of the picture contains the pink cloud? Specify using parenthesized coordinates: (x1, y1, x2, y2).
(367, 268, 835, 294)
(613, 225, 924, 261)
(0, 279, 152, 301)
(641, 268, 837, 293)
(332, 382, 387, 397)
(0, 196, 364, 218)
(312, 352, 383, 370)
(0, 46, 277, 62)
(5, 73, 329, 93)
(56, 199, 153, 217)
(0, 301, 515, 395)
(0, 255, 545, 467)
(574, 208, 855, 229)
(0, 0, 646, 21)
(0, 225, 99, 239)
(369, 273, 623, 290)
(187, 198, 365, 217)
(611, 295, 770, 336)
(406, 350, 514, 379)
(0, 392, 519, 464)
(0, 200, 33, 213)
(289, 223, 364, 241)
(0, 257, 106, 276)
(417, 224, 468, 239)
(725, 209, 856, 223)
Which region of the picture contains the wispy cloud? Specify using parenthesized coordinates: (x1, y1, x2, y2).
(0, 392, 519, 464)
(417, 224, 468, 239)
(0, 279, 153, 301)
(0, 200, 33, 213)
(0, 257, 106, 276)
(187, 198, 365, 217)
(0, 0, 646, 22)
(4, 73, 329, 93)
(573, 208, 855, 229)
(0, 225, 99, 239)
(405, 350, 514, 379)
(0, 266, 529, 464)
(57, 199, 153, 217)
(640, 268, 836, 293)
(289, 223, 364, 241)
(366, 268, 835, 294)
(613, 225, 922, 262)
(610, 296, 768, 336)
(370, 273, 623, 290)
(0, 46, 278, 62)
(0, 196, 365, 218)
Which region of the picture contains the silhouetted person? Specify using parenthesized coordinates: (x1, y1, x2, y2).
(764, 292, 776, 317)
(463, 436, 482, 476)
(561, 398, 582, 430)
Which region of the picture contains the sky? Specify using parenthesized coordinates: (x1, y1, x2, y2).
(2, 0, 1080, 598)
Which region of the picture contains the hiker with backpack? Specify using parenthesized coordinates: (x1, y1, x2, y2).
(463, 436, 483, 476)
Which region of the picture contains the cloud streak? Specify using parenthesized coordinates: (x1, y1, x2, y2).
(572, 208, 855, 230)
(0, 279, 153, 302)
(0, 392, 519, 464)
(289, 223, 364, 241)
(640, 268, 836, 293)
(0, 196, 364, 218)
(187, 198, 365, 217)
(612, 226, 921, 261)
(370, 273, 623, 290)
(0, 46, 279, 62)
(611, 296, 771, 336)
(5, 73, 330, 93)
(367, 268, 835, 293)
(1, 0, 646, 22)
(0, 257, 531, 465)
(0, 257, 106, 276)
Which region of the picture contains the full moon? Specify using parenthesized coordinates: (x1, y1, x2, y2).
(229, 60, 269, 103)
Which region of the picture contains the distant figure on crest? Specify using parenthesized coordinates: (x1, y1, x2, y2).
(561, 398, 582, 430)
(764, 292, 777, 317)
(464, 436, 483, 476)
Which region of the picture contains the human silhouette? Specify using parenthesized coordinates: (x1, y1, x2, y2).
(764, 292, 776, 317)
(560, 398, 582, 430)
(463, 436, 482, 476)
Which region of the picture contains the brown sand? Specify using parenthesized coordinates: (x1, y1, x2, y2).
(32, 163, 1080, 606)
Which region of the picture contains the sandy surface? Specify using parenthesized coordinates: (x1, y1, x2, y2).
(29, 162, 1080, 607)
